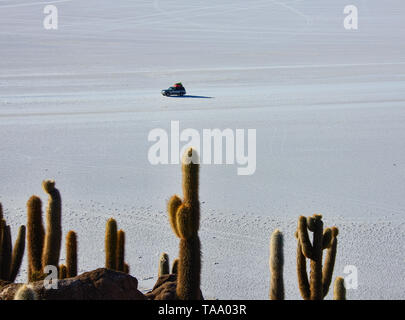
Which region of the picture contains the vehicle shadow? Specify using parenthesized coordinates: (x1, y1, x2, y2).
(169, 95, 214, 99)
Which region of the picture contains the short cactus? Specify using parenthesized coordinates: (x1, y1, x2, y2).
(66, 231, 77, 278)
(295, 214, 339, 300)
(105, 218, 117, 270)
(333, 276, 346, 300)
(116, 229, 125, 272)
(269, 229, 284, 300)
(158, 252, 170, 277)
(124, 263, 130, 274)
(14, 284, 38, 300)
(167, 148, 201, 300)
(171, 258, 179, 274)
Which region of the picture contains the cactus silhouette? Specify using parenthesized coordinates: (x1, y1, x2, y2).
(295, 214, 339, 300)
(59, 264, 67, 279)
(9, 225, 26, 282)
(105, 218, 117, 270)
(0, 203, 26, 282)
(14, 284, 38, 300)
(171, 258, 179, 274)
(27, 196, 45, 282)
(66, 231, 77, 278)
(269, 229, 284, 300)
(0, 224, 12, 280)
(333, 277, 346, 300)
(158, 252, 170, 277)
(116, 229, 125, 272)
(167, 148, 201, 300)
(41, 180, 62, 270)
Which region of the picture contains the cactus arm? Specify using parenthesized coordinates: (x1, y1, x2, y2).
(176, 204, 194, 240)
(322, 235, 338, 298)
(296, 238, 311, 300)
(168, 195, 182, 238)
(322, 228, 332, 249)
(9, 225, 26, 282)
(297, 216, 314, 259)
(41, 180, 62, 269)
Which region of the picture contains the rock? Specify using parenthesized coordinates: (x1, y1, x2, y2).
(0, 268, 146, 300)
(145, 274, 204, 300)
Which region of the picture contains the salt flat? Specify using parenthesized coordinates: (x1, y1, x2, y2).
(0, 0, 404, 299)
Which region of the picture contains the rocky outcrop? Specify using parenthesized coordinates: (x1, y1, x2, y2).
(0, 268, 146, 300)
(145, 274, 203, 300)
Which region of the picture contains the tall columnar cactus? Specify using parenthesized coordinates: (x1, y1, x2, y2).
(66, 230, 77, 278)
(269, 229, 284, 300)
(167, 148, 201, 300)
(0, 203, 26, 282)
(158, 252, 170, 277)
(27, 196, 45, 282)
(333, 276, 346, 300)
(105, 218, 117, 270)
(295, 214, 339, 300)
(41, 180, 62, 270)
(116, 229, 125, 272)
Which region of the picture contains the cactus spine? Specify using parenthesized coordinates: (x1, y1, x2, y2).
(66, 231, 77, 278)
(269, 229, 284, 300)
(41, 180, 62, 270)
(167, 148, 201, 300)
(105, 218, 117, 270)
(158, 252, 170, 277)
(333, 276, 346, 300)
(14, 284, 38, 300)
(296, 214, 339, 300)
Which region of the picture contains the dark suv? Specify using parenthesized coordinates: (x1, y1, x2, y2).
(161, 86, 186, 96)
